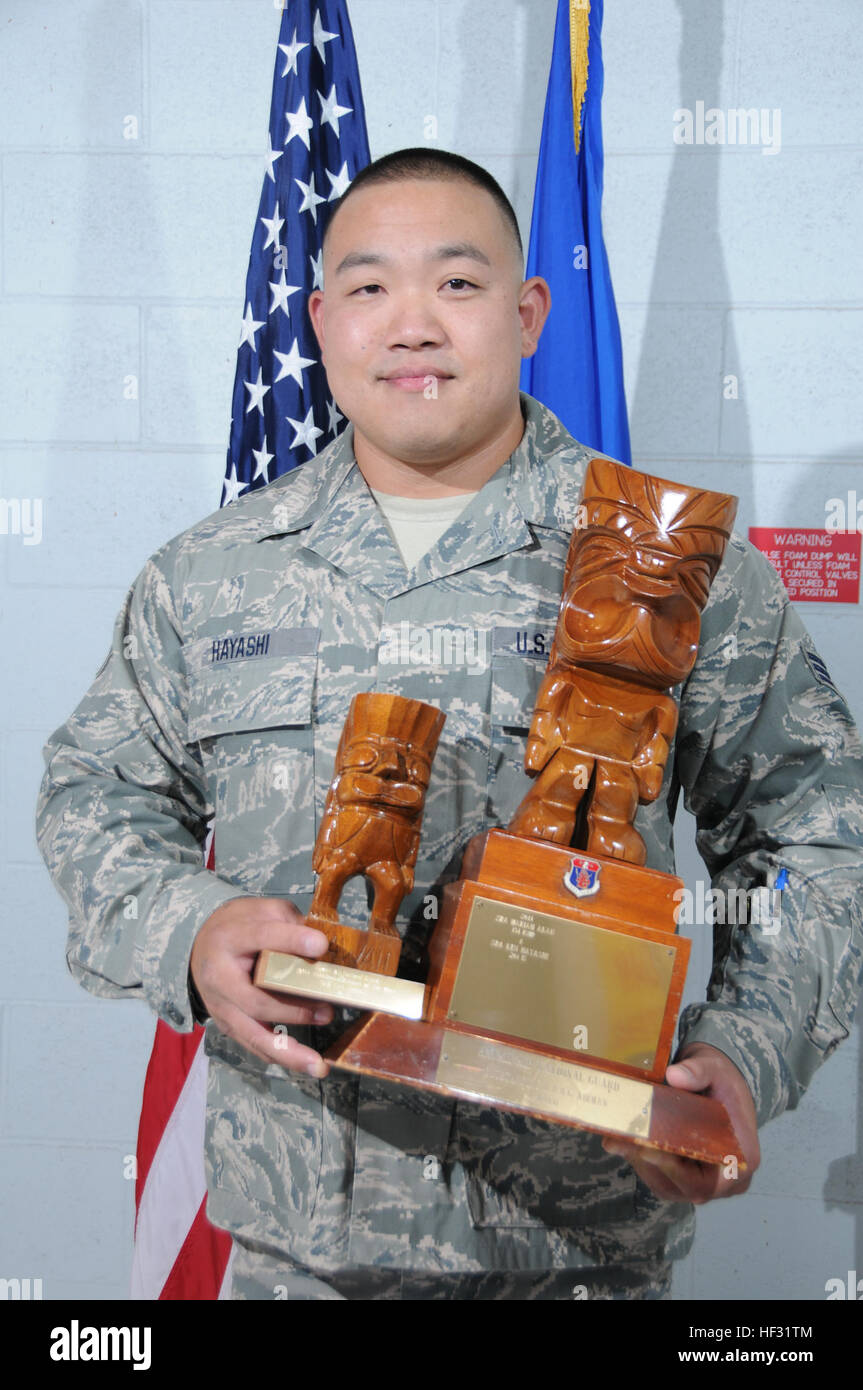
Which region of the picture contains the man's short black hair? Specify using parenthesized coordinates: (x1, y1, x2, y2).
(322, 147, 524, 268)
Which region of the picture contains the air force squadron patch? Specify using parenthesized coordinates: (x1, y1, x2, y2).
(564, 855, 601, 899)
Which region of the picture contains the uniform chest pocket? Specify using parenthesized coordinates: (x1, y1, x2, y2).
(485, 649, 547, 825)
(186, 632, 319, 895)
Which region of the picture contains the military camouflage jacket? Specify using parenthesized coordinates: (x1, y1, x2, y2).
(37, 393, 863, 1273)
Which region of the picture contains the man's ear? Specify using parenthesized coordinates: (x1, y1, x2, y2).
(308, 290, 325, 355)
(518, 276, 552, 358)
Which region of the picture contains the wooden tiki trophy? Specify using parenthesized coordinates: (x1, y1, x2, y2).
(328, 460, 746, 1166)
(254, 693, 445, 1019)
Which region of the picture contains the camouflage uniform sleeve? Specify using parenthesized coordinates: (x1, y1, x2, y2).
(35, 545, 248, 1031)
(674, 534, 863, 1126)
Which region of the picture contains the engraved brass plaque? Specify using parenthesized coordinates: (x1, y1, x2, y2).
(436, 1031, 653, 1136)
(256, 952, 425, 1019)
(447, 895, 676, 1069)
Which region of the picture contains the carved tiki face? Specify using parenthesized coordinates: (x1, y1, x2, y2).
(557, 459, 738, 687)
(333, 694, 445, 814)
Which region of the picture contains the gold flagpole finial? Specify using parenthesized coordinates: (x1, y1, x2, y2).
(569, 0, 591, 154)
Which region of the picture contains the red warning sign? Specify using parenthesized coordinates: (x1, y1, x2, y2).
(748, 528, 861, 603)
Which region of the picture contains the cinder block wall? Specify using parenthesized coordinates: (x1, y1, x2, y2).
(1, 0, 859, 1300)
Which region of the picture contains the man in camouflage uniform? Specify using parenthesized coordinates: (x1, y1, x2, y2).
(36, 151, 863, 1300)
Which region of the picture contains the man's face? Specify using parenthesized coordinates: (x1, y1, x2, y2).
(308, 178, 548, 472)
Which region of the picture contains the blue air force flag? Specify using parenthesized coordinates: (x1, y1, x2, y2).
(520, 0, 631, 464)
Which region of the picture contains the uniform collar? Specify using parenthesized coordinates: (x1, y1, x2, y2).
(256, 393, 592, 599)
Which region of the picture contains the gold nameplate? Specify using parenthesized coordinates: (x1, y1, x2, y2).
(436, 1031, 652, 1136)
(255, 951, 425, 1020)
(447, 895, 676, 1069)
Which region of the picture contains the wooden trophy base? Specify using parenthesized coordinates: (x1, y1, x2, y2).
(327, 830, 745, 1166)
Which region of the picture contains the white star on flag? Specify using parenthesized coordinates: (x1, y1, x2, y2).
(287, 405, 324, 455)
(285, 96, 314, 150)
(310, 249, 324, 290)
(260, 201, 285, 250)
(252, 437, 275, 482)
(264, 137, 283, 183)
(295, 173, 326, 223)
(326, 398, 345, 435)
(239, 302, 265, 350)
(273, 338, 316, 389)
(327, 161, 352, 200)
(222, 464, 248, 505)
(313, 11, 339, 60)
(268, 270, 302, 318)
(243, 366, 270, 416)
(319, 85, 352, 137)
(278, 28, 308, 76)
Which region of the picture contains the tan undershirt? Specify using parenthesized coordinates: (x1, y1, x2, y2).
(370, 488, 479, 570)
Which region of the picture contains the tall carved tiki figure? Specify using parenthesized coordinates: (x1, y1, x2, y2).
(509, 458, 738, 865)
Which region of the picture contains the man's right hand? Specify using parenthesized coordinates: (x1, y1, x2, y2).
(189, 897, 334, 1078)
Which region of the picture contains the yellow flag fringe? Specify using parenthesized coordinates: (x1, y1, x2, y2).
(569, 0, 591, 153)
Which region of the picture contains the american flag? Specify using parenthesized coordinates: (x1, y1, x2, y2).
(223, 0, 371, 502)
(131, 0, 371, 1301)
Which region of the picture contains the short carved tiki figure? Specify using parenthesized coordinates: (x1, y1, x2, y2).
(308, 694, 446, 943)
(509, 458, 737, 864)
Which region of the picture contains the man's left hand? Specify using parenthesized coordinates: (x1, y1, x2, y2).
(601, 1042, 760, 1203)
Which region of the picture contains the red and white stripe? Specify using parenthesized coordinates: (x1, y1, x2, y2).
(132, 839, 233, 1300)
(132, 1022, 233, 1300)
